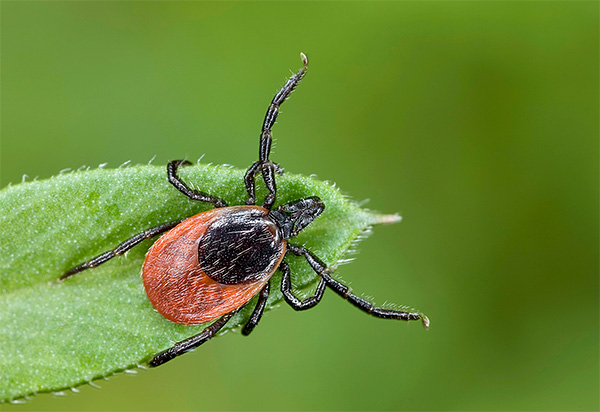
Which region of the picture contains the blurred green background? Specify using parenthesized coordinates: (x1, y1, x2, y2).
(1, 2, 597, 411)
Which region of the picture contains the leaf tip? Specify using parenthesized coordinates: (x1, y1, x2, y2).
(370, 213, 402, 225)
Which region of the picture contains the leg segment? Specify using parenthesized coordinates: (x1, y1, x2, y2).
(149, 311, 237, 367)
(241, 282, 270, 336)
(280, 261, 327, 310)
(259, 164, 277, 210)
(287, 244, 429, 329)
(243, 161, 261, 206)
(245, 53, 309, 209)
(60, 219, 184, 280)
(168, 160, 227, 207)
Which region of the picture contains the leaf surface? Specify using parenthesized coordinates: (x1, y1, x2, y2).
(0, 164, 404, 401)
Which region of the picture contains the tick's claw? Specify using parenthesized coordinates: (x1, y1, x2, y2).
(421, 315, 430, 330)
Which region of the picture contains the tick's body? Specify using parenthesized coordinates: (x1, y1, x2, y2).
(144, 206, 285, 325)
(61, 53, 428, 367)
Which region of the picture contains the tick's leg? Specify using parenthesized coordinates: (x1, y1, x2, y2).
(245, 53, 308, 209)
(149, 311, 237, 367)
(260, 165, 277, 210)
(241, 282, 270, 336)
(60, 219, 184, 280)
(280, 260, 326, 310)
(287, 244, 430, 329)
(243, 161, 261, 206)
(168, 160, 228, 207)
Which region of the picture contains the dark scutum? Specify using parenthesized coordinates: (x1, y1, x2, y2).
(198, 209, 284, 285)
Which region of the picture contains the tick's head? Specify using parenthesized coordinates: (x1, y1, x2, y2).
(268, 196, 325, 240)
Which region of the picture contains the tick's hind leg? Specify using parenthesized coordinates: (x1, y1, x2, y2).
(168, 160, 228, 207)
(241, 283, 270, 336)
(245, 53, 308, 209)
(60, 219, 184, 280)
(149, 311, 237, 367)
(280, 261, 327, 310)
(287, 244, 430, 329)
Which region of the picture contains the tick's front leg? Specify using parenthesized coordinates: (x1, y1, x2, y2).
(244, 53, 308, 209)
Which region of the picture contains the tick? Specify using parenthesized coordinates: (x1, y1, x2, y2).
(60, 53, 429, 367)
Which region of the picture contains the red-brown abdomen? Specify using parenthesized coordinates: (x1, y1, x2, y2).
(143, 206, 286, 325)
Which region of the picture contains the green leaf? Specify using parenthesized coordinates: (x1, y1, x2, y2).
(0, 163, 422, 402)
